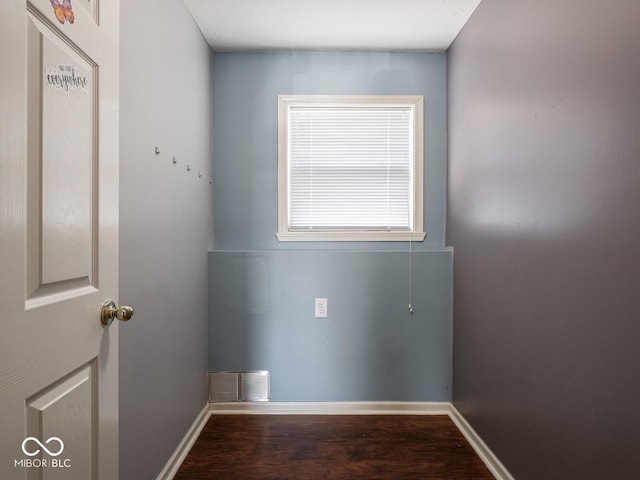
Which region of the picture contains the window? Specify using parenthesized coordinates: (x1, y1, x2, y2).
(277, 95, 425, 241)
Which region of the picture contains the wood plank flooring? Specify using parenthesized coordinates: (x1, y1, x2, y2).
(174, 415, 494, 479)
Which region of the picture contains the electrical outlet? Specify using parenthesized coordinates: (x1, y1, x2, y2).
(315, 298, 328, 318)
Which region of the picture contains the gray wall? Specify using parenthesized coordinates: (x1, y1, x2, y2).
(209, 250, 452, 401)
(448, 0, 640, 478)
(210, 52, 452, 401)
(212, 52, 447, 251)
(119, 0, 212, 478)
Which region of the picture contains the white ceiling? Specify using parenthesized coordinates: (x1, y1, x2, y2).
(183, 0, 482, 52)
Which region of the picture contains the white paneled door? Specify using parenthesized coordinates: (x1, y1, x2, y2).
(1, 1, 120, 479)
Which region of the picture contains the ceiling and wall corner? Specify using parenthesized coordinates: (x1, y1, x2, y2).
(183, 0, 482, 52)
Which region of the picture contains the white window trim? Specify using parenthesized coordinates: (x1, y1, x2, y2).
(277, 95, 425, 242)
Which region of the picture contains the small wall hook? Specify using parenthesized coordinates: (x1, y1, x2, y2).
(186, 164, 191, 172)
(198, 171, 202, 178)
(155, 146, 160, 156)
(172, 157, 177, 165)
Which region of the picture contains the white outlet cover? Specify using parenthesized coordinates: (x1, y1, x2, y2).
(315, 298, 327, 318)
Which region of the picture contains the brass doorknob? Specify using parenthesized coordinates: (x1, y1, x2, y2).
(101, 300, 134, 326)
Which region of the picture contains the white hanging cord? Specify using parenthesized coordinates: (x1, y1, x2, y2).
(406, 168, 414, 314)
(408, 231, 414, 315)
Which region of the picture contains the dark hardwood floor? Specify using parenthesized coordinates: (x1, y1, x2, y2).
(174, 414, 494, 479)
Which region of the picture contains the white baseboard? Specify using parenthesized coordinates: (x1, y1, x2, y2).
(163, 401, 513, 480)
(156, 403, 210, 480)
(448, 405, 515, 480)
(209, 401, 450, 415)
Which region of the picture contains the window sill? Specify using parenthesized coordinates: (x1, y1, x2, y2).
(276, 231, 426, 242)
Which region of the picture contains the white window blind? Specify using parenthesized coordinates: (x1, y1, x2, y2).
(287, 105, 414, 231)
(277, 95, 424, 242)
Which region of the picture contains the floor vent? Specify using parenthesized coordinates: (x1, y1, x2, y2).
(209, 371, 270, 402)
